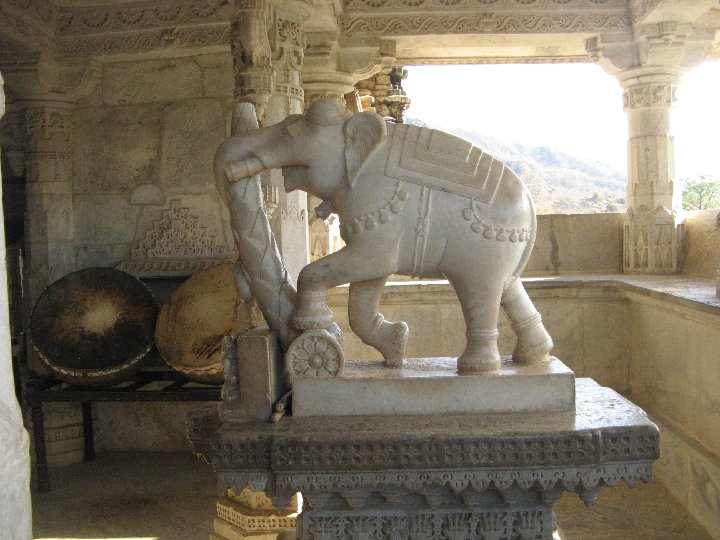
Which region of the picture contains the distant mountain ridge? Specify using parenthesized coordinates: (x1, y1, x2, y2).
(405, 117, 627, 214)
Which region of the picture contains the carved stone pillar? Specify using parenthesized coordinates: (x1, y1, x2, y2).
(587, 22, 714, 273)
(22, 101, 76, 300)
(619, 72, 683, 272)
(230, 0, 312, 282)
(0, 70, 33, 540)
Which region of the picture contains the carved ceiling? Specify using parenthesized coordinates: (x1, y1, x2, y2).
(0, 0, 718, 69)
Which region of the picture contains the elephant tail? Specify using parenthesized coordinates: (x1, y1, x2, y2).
(506, 189, 537, 287)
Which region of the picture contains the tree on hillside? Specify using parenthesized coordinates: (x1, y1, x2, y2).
(682, 177, 720, 210)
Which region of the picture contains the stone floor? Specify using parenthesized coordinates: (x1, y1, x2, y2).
(32, 452, 712, 540)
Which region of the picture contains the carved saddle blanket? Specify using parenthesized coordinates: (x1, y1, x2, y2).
(385, 124, 505, 205)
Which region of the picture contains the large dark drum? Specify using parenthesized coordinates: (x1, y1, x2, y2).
(30, 267, 157, 386)
(155, 262, 264, 384)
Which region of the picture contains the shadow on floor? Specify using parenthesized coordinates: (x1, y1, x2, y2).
(32, 452, 712, 540)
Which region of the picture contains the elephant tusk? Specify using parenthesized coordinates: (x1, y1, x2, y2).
(225, 156, 266, 182)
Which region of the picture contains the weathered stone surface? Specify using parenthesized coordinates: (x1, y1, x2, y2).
(687, 448, 720, 539)
(74, 105, 161, 194)
(580, 299, 629, 391)
(74, 194, 139, 245)
(95, 402, 212, 452)
(683, 209, 720, 280)
(652, 415, 720, 539)
(526, 213, 624, 275)
(103, 59, 203, 106)
(196, 53, 234, 98)
(220, 328, 288, 422)
(293, 356, 575, 416)
(159, 99, 228, 191)
(130, 183, 166, 206)
(76, 245, 113, 268)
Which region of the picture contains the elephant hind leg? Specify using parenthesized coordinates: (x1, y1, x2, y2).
(501, 277, 553, 364)
(349, 277, 408, 368)
(447, 275, 503, 374)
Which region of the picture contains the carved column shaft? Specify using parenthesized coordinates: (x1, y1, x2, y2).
(230, 1, 311, 282)
(622, 76, 679, 210)
(0, 70, 33, 540)
(619, 71, 683, 273)
(230, 0, 274, 120)
(22, 100, 76, 301)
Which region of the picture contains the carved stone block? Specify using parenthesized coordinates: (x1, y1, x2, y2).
(292, 356, 575, 417)
(220, 328, 290, 424)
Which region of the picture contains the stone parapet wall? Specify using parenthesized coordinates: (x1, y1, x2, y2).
(527, 213, 624, 275)
(682, 209, 720, 280)
(327, 279, 630, 391)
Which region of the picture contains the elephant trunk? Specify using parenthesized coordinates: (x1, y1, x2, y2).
(226, 155, 266, 182)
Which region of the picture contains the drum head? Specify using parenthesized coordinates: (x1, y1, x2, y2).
(30, 267, 157, 386)
(155, 262, 264, 384)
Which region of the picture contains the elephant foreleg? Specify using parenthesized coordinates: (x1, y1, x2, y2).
(290, 243, 400, 332)
(501, 277, 553, 363)
(349, 277, 408, 368)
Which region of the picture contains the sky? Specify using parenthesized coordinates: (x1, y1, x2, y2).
(402, 61, 720, 180)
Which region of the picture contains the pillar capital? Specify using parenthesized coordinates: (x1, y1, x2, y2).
(302, 34, 397, 106)
(587, 22, 714, 79)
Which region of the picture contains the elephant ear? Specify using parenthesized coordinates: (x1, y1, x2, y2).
(343, 112, 387, 188)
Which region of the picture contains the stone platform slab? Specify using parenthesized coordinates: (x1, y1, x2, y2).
(292, 356, 575, 417)
(196, 379, 660, 540)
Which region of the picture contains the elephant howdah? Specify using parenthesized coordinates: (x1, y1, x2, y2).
(215, 99, 553, 374)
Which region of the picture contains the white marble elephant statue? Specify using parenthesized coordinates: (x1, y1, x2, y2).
(214, 99, 553, 374)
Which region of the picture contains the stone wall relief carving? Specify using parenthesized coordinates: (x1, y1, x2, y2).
(118, 198, 234, 277)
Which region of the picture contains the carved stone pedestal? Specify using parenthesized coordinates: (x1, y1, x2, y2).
(196, 379, 660, 540)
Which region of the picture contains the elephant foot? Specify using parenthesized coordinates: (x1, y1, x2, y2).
(512, 314, 553, 364)
(290, 293, 334, 331)
(378, 321, 408, 369)
(457, 330, 500, 374)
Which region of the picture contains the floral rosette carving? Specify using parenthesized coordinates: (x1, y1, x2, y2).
(286, 330, 344, 378)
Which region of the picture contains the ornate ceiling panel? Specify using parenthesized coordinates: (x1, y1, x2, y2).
(341, 0, 632, 38)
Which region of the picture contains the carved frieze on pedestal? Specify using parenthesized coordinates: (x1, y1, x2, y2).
(192, 379, 660, 540)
